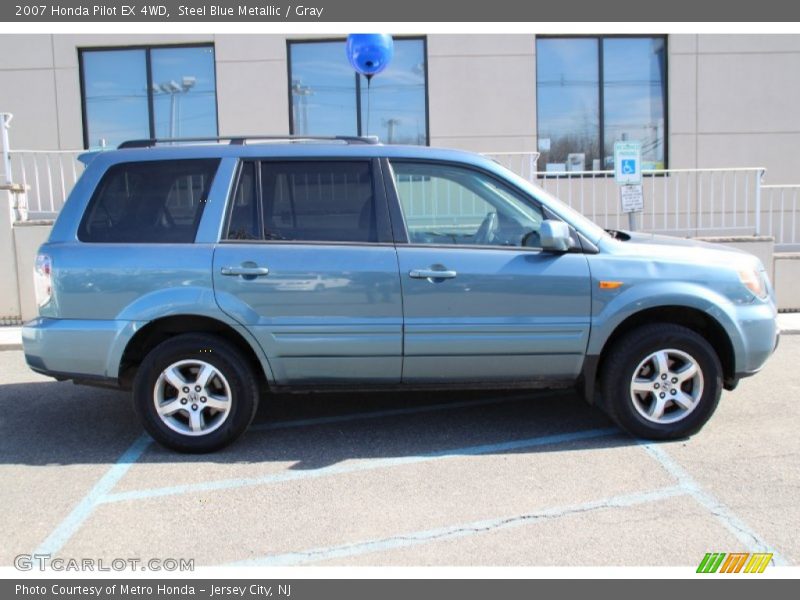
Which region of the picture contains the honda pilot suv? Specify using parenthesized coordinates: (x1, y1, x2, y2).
(23, 136, 779, 452)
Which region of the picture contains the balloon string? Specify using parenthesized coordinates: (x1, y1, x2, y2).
(365, 76, 371, 137)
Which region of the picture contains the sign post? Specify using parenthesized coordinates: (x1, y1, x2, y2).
(614, 141, 642, 231)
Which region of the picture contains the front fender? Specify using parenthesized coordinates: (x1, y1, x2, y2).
(587, 281, 746, 364)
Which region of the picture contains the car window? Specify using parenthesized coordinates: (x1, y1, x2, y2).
(390, 161, 544, 247)
(78, 159, 219, 243)
(260, 161, 377, 243)
(226, 162, 259, 240)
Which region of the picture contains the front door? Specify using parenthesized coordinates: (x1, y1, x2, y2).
(214, 159, 402, 385)
(387, 160, 592, 384)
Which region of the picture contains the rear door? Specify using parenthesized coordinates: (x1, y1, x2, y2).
(386, 159, 592, 384)
(213, 158, 403, 386)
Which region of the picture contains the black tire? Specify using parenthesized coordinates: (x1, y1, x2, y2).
(599, 323, 722, 440)
(132, 333, 259, 453)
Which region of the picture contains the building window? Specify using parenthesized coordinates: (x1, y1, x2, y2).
(80, 44, 218, 150)
(287, 38, 429, 145)
(536, 36, 667, 172)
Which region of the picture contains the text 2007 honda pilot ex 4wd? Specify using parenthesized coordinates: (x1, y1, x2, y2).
(23, 136, 779, 452)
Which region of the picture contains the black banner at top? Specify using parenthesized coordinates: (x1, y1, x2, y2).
(1, 0, 799, 22)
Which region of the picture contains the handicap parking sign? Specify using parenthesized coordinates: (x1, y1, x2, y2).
(614, 142, 642, 185)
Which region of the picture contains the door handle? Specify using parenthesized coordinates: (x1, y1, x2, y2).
(220, 265, 270, 277)
(409, 269, 457, 280)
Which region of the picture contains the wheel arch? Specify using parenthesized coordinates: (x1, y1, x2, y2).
(117, 314, 272, 392)
(581, 305, 736, 404)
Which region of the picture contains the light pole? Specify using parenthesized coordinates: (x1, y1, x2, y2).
(383, 117, 401, 144)
(152, 76, 196, 138)
(291, 79, 313, 135)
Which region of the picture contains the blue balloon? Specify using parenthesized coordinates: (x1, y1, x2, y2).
(346, 34, 394, 78)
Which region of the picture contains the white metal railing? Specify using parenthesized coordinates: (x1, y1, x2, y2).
(8, 150, 85, 220)
(399, 160, 765, 238)
(762, 185, 800, 251)
(398, 176, 500, 234)
(0, 134, 793, 246)
(537, 167, 766, 237)
(488, 151, 767, 238)
(484, 151, 540, 183)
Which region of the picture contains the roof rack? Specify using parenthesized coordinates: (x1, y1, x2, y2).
(117, 135, 380, 149)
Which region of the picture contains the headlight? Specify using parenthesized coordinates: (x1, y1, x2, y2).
(738, 268, 767, 299)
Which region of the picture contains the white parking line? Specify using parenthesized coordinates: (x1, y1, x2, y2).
(100, 427, 620, 504)
(640, 443, 788, 566)
(29, 385, 792, 568)
(33, 434, 152, 556)
(229, 486, 688, 566)
(31, 393, 589, 557)
(224, 438, 791, 567)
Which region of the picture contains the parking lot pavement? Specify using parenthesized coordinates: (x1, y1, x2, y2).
(1, 339, 798, 568)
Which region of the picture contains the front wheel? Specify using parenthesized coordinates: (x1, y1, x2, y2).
(133, 334, 259, 453)
(599, 323, 723, 440)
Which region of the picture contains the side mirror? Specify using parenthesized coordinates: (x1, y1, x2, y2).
(539, 220, 572, 252)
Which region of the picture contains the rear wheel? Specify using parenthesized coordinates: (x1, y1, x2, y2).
(133, 333, 259, 452)
(599, 323, 722, 439)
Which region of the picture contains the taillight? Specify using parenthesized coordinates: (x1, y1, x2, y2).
(34, 253, 52, 307)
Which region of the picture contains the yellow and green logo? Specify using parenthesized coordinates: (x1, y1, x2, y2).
(697, 552, 773, 573)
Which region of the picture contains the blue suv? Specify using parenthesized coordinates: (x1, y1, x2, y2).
(22, 137, 779, 452)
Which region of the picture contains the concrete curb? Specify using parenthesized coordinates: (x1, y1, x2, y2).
(0, 326, 22, 352)
(778, 313, 800, 335)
